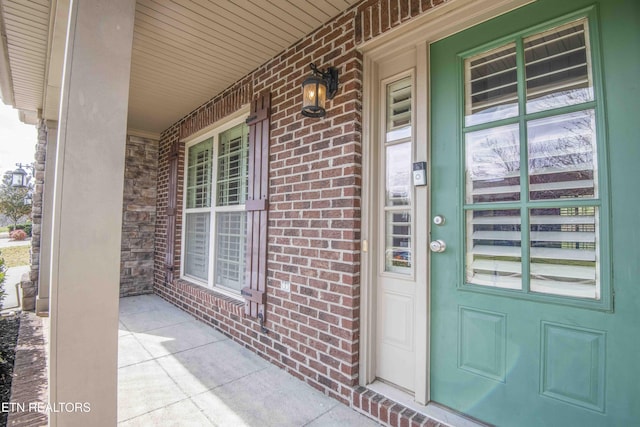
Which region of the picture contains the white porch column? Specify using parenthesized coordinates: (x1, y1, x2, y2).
(35, 120, 57, 315)
(48, 1, 135, 426)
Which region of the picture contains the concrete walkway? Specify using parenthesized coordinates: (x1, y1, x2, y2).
(118, 294, 379, 426)
(1, 265, 28, 312)
(0, 237, 30, 313)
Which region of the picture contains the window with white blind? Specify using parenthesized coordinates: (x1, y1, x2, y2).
(463, 16, 605, 301)
(182, 118, 249, 294)
(383, 76, 413, 274)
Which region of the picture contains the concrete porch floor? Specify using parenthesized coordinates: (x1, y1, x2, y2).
(118, 294, 380, 426)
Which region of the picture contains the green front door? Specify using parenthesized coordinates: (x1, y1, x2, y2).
(429, 0, 640, 425)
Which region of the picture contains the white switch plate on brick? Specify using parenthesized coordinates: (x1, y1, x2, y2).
(280, 281, 291, 292)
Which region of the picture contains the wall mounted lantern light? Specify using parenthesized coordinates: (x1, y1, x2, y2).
(301, 63, 339, 118)
(11, 163, 29, 187)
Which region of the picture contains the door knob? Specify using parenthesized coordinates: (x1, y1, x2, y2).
(430, 240, 446, 253)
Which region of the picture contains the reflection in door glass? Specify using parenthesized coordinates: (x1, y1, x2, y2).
(528, 109, 597, 200)
(461, 14, 604, 302)
(465, 124, 520, 204)
(386, 142, 412, 206)
(383, 76, 413, 275)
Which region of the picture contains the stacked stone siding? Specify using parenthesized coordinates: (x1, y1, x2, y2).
(120, 135, 159, 297)
(154, 0, 450, 425)
(20, 121, 47, 311)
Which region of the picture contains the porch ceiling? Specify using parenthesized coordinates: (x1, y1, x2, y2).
(0, 0, 49, 125)
(0, 0, 358, 135)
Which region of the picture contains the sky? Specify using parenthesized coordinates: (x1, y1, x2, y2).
(0, 102, 37, 177)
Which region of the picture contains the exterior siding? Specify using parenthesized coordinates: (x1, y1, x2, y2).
(153, 0, 450, 424)
(120, 135, 159, 297)
(21, 120, 47, 311)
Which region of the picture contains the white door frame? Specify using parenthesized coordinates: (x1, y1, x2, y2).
(358, 0, 536, 406)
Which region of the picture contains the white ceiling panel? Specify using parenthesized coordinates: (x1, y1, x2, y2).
(0, 0, 359, 133)
(128, 0, 359, 133)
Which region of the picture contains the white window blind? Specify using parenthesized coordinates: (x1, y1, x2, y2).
(186, 138, 213, 209)
(213, 123, 249, 292)
(217, 125, 248, 206)
(184, 138, 213, 281)
(464, 17, 601, 300)
(384, 76, 413, 274)
(215, 211, 246, 291)
(525, 20, 593, 113)
(465, 43, 518, 126)
(183, 119, 249, 292)
(386, 78, 412, 141)
(184, 212, 210, 281)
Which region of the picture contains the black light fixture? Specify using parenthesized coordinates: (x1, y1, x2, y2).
(301, 63, 339, 118)
(24, 193, 32, 205)
(11, 164, 28, 187)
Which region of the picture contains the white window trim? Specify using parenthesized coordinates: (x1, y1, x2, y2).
(180, 107, 250, 299)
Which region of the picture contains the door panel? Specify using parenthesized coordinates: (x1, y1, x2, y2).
(429, 0, 640, 425)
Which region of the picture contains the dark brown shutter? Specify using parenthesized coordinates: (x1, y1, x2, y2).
(242, 91, 271, 320)
(165, 140, 179, 284)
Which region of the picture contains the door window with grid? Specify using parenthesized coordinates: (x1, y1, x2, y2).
(183, 120, 249, 293)
(462, 16, 606, 302)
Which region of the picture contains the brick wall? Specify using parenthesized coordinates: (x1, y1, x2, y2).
(120, 135, 159, 297)
(154, 0, 450, 423)
(355, 0, 449, 45)
(155, 4, 363, 403)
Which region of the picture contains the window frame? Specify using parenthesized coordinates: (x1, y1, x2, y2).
(378, 70, 417, 280)
(455, 6, 612, 311)
(180, 109, 250, 299)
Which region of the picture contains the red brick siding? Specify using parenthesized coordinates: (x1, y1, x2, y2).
(154, 5, 363, 405)
(154, 0, 451, 423)
(355, 0, 451, 44)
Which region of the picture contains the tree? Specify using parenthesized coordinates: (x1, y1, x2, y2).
(0, 171, 32, 228)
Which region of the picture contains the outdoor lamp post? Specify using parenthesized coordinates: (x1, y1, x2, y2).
(301, 63, 339, 118)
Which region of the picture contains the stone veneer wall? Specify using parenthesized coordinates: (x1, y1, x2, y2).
(22, 127, 159, 307)
(154, 1, 450, 426)
(21, 121, 48, 311)
(120, 135, 159, 297)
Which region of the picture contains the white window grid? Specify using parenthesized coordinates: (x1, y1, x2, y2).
(181, 113, 249, 296)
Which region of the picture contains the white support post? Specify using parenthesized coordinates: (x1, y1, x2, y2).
(48, 1, 135, 425)
(35, 120, 57, 316)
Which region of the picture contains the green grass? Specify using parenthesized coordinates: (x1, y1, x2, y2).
(0, 227, 8, 233)
(0, 246, 30, 268)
